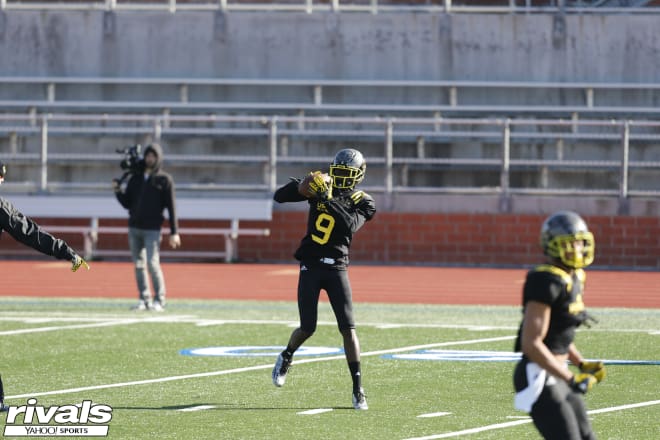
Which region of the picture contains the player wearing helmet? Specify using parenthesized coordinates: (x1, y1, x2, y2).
(271, 148, 376, 410)
(513, 211, 605, 440)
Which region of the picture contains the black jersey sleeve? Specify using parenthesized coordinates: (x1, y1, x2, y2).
(523, 270, 565, 306)
(358, 192, 376, 221)
(325, 190, 376, 233)
(274, 179, 308, 203)
(0, 197, 76, 261)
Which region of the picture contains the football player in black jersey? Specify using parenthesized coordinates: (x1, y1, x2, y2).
(271, 148, 376, 410)
(513, 211, 606, 440)
(0, 161, 89, 412)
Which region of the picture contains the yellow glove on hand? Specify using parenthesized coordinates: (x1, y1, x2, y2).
(580, 360, 606, 382)
(570, 373, 597, 394)
(308, 172, 333, 201)
(71, 255, 90, 272)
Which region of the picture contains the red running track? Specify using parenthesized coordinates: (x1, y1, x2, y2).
(1, 261, 658, 309)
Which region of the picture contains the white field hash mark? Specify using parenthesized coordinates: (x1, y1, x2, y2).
(417, 412, 452, 418)
(177, 405, 216, 412)
(297, 408, 333, 415)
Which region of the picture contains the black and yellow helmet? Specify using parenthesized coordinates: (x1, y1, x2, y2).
(540, 211, 595, 269)
(329, 148, 366, 190)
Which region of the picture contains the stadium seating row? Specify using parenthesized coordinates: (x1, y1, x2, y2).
(1, 113, 659, 205)
(1, 0, 659, 14)
(1, 76, 660, 119)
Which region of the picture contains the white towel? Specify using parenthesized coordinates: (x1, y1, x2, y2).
(514, 361, 547, 412)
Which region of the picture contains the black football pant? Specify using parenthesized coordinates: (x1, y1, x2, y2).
(531, 379, 596, 440)
(297, 264, 354, 333)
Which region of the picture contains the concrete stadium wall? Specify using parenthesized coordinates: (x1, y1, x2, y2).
(2, 11, 660, 193)
(0, 12, 659, 84)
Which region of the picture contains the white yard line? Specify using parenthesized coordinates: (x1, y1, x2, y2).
(0, 315, 199, 336)
(402, 400, 660, 440)
(6, 363, 274, 400)
(0, 313, 656, 334)
(587, 399, 660, 415)
(5, 335, 515, 400)
(403, 419, 534, 440)
(0, 319, 144, 336)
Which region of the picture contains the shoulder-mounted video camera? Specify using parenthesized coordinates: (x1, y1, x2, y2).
(114, 144, 145, 185)
(117, 144, 144, 173)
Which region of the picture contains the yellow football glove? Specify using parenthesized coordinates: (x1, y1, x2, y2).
(570, 373, 597, 394)
(579, 360, 606, 383)
(71, 255, 90, 272)
(308, 171, 333, 201)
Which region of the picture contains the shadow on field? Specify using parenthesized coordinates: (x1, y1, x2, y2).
(112, 403, 356, 411)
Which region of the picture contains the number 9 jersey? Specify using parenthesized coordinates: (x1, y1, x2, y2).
(273, 179, 376, 268)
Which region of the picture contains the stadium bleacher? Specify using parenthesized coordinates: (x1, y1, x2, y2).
(0, 4, 658, 217)
(2, 0, 659, 13)
(1, 77, 660, 118)
(1, 112, 659, 208)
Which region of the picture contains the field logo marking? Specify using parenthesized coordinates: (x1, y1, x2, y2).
(3, 398, 112, 437)
(180, 346, 343, 357)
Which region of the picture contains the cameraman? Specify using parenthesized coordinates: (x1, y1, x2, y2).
(113, 143, 180, 311)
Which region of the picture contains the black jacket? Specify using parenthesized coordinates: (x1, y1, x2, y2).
(0, 197, 77, 261)
(115, 144, 179, 234)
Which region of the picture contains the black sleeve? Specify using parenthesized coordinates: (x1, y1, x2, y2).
(164, 176, 178, 234)
(114, 175, 135, 209)
(356, 192, 376, 221)
(0, 197, 76, 261)
(114, 190, 128, 209)
(273, 179, 308, 203)
(325, 191, 376, 233)
(523, 271, 564, 306)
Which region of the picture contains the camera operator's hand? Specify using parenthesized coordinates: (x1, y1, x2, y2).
(112, 179, 121, 193)
(169, 234, 181, 249)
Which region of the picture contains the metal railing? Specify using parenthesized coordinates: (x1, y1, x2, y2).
(1, 76, 660, 118)
(1, 113, 659, 213)
(0, 1, 658, 14)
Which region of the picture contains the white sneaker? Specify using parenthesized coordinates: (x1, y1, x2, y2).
(272, 354, 292, 387)
(151, 301, 164, 312)
(131, 300, 149, 311)
(352, 388, 368, 410)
